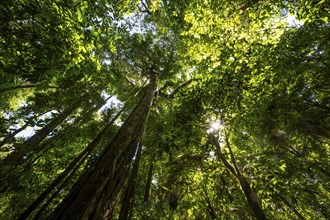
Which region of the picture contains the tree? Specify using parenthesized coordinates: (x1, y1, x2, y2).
(1, 0, 329, 219)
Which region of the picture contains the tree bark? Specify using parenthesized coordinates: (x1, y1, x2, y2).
(21, 93, 114, 165)
(119, 144, 142, 220)
(50, 75, 156, 220)
(16, 88, 139, 217)
(143, 156, 154, 203)
(17, 105, 125, 220)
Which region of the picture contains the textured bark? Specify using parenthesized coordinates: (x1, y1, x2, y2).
(50, 76, 156, 220)
(19, 89, 137, 217)
(143, 157, 154, 203)
(99, 147, 135, 220)
(118, 144, 142, 220)
(18, 106, 124, 220)
(1, 94, 115, 196)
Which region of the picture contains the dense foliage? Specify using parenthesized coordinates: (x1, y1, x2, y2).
(0, 0, 329, 219)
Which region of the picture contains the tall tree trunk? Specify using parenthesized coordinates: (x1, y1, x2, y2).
(17, 105, 125, 220)
(0, 123, 28, 148)
(0, 84, 57, 93)
(50, 75, 156, 220)
(237, 176, 267, 220)
(211, 135, 267, 220)
(2, 95, 84, 166)
(276, 193, 306, 220)
(202, 184, 217, 219)
(119, 143, 142, 220)
(22, 93, 114, 165)
(143, 155, 154, 203)
(17, 88, 139, 217)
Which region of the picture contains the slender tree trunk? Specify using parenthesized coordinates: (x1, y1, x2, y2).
(0, 123, 28, 148)
(23, 94, 114, 164)
(119, 144, 142, 220)
(211, 135, 267, 220)
(3, 95, 84, 166)
(50, 75, 156, 220)
(143, 157, 154, 203)
(206, 199, 217, 220)
(202, 185, 217, 219)
(17, 106, 125, 220)
(237, 176, 267, 220)
(19, 87, 140, 219)
(276, 194, 306, 220)
(0, 84, 57, 93)
(32, 155, 87, 220)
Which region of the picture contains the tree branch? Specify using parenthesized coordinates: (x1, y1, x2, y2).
(224, 130, 241, 176)
(276, 193, 306, 220)
(0, 84, 57, 93)
(210, 135, 238, 177)
(159, 79, 194, 99)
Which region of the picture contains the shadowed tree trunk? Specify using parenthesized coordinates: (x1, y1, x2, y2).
(119, 143, 142, 220)
(237, 176, 267, 220)
(21, 93, 115, 165)
(202, 183, 217, 219)
(17, 88, 141, 219)
(0, 84, 57, 93)
(143, 154, 154, 203)
(17, 104, 126, 220)
(3, 95, 85, 166)
(0, 123, 28, 148)
(276, 193, 306, 220)
(211, 135, 268, 220)
(50, 73, 156, 220)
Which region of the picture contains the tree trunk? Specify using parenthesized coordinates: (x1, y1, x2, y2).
(3, 95, 84, 166)
(0, 123, 28, 148)
(32, 155, 87, 220)
(203, 184, 217, 219)
(237, 176, 267, 220)
(22, 94, 114, 165)
(0, 84, 57, 93)
(211, 135, 267, 220)
(17, 105, 125, 220)
(50, 75, 156, 220)
(118, 144, 142, 220)
(276, 193, 306, 220)
(143, 157, 154, 203)
(16, 88, 141, 218)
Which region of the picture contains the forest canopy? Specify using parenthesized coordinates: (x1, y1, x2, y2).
(0, 0, 329, 219)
